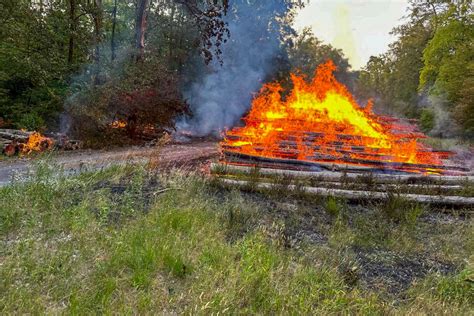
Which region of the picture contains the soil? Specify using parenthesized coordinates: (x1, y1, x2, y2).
(354, 248, 456, 295)
(0, 141, 219, 186)
(217, 189, 465, 297)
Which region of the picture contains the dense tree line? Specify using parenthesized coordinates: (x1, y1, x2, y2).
(0, 0, 230, 137)
(3, 1, 469, 143)
(357, 0, 473, 138)
(0, 0, 359, 142)
(0, 0, 314, 144)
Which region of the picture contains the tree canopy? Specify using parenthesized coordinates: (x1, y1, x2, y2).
(357, 0, 474, 138)
(1, 0, 472, 141)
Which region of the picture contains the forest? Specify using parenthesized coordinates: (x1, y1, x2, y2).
(1, 0, 472, 143)
(1, 1, 473, 314)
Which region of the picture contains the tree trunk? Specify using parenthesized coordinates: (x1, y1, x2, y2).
(92, 0, 103, 84)
(68, 0, 76, 65)
(168, 4, 176, 62)
(111, 0, 118, 61)
(135, 0, 150, 61)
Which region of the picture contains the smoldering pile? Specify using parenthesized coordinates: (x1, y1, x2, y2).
(1, 129, 81, 156)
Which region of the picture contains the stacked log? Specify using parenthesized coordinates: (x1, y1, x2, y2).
(219, 178, 474, 208)
(222, 130, 463, 175)
(45, 132, 82, 151)
(221, 151, 469, 175)
(1, 129, 28, 156)
(1, 129, 82, 156)
(211, 163, 474, 207)
(0, 129, 32, 141)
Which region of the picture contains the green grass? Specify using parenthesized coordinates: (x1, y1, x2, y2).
(1, 163, 473, 314)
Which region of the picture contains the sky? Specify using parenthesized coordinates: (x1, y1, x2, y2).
(294, 0, 409, 70)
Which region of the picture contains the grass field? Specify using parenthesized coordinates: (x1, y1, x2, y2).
(1, 162, 473, 314)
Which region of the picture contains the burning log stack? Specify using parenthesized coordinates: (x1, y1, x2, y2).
(213, 61, 473, 207)
(1, 129, 81, 156)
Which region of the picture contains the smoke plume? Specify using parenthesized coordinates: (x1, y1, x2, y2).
(178, 1, 294, 136)
(421, 93, 460, 138)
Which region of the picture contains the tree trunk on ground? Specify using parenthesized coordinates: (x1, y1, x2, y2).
(135, 0, 150, 61)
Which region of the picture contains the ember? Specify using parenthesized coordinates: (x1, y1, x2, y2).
(220, 61, 466, 175)
(21, 132, 54, 154)
(110, 120, 127, 129)
(1, 129, 56, 156)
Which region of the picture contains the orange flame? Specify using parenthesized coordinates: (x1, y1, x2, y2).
(221, 60, 446, 173)
(22, 132, 53, 154)
(110, 120, 127, 129)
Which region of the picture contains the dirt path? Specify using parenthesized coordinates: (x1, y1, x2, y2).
(0, 141, 218, 186)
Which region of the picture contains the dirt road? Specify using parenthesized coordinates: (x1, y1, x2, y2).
(0, 141, 218, 186)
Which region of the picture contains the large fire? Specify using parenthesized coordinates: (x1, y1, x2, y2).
(221, 60, 453, 174)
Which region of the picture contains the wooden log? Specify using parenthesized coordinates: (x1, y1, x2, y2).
(1, 130, 82, 155)
(232, 120, 425, 140)
(223, 151, 374, 172)
(224, 142, 369, 153)
(223, 158, 382, 173)
(217, 173, 465, 194)
(229, 139, 452, 157)
(0, 138, 11, 145)
(0, 128, 32, 135)
(59, 139, 82, 151)
(3, 142, 18, 156)
(296, 181, 464, 192)
(226, 130, 422, 144)
(211, 163, 474, 185)
(222, 151, 469, 173)
(223, 134, 454, 159)
(223, 154, 438, 175)
(223, 145, 452, 164)
(222, 144, 396, 161)
(223, 152, 397, 173)
(222, 145, 451, 164)
(218, 178, 474, 207)
(0, 130, 29, 142)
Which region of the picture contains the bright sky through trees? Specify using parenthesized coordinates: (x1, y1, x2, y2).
(294, 0, 408, 69)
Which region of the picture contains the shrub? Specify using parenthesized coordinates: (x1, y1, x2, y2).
(420, 107, 435, 133)
(66, 57, 188, 146)
(325, 196, 342, 217)
(17, 112, 46, 131)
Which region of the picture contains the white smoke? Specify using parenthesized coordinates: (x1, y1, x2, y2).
(178, 1, 292, 136)
(424, 93, 460, 138)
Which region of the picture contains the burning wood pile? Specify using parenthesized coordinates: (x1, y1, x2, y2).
(1, 129, 81, 156)
(213, 61, 473, 206)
